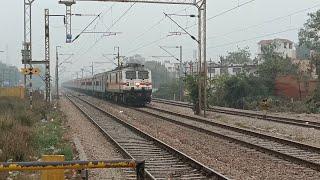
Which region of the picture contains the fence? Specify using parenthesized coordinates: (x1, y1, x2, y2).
(0, 87, 25, 99)
(0, 159, 145, 180)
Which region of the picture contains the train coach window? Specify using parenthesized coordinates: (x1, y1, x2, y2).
(138, 71, 149, 79)
(126, 71, 136, 79)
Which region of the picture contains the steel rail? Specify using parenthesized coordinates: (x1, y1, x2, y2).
(152, 98, 320, 130)
(66, 94, 153, 179)
(134, 105, 320, 172)
(67, 94, 228, 179)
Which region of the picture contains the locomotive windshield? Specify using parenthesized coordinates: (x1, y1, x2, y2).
(138, 71, 149, 79)
(126, 71, 136, 79)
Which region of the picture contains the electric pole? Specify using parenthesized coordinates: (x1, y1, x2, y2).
(179, 45, 183, 101)
(55, 46, 61, 99)
(91, 62, 94, 76)
(81, 68, 84, 79)
(114, 46, 120, 68)
(22, 0, 34, 109)
(45, 9, 51, 102)
(59, 0, 76, 43)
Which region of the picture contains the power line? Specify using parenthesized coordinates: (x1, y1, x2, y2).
(185, 0, 257, 29)
(69, 3, 136, 65)
(208, 27, 298, 49)
(208, 0, 256, 21)
(62, 4, 116, 59)
(83, 3, 136, 52)
(207, 3, 320, 40)
(72, 13, 102, 42)
(127, 35, 168, 54)
(126, 7, 192, 51)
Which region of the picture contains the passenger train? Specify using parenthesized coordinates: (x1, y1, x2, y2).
(63, 63, 152, 105)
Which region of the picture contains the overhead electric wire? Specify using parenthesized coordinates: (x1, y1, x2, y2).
(208, 0, 256, 21)
(126, 6, 196, 55)
(62, 4, 116, 62)
(83, 3, 136, 53)
(127, 35, 168, 54)
(126, 6, 193, 51)
(207, 2, 320, 40)
(68, 3, 136, 65)
(185, 0, 257, 29)
(208, 27, 298, 49)
(72, 13, 102, 42)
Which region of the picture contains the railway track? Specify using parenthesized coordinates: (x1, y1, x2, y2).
(66, 94, 228, 180)
(133, 105, 320, 172)
(152, 98, 320, 130)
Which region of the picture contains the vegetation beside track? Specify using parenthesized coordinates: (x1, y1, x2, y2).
(0, 96, 74, 178)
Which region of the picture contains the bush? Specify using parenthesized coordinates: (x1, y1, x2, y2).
(209, 74, 270, 109)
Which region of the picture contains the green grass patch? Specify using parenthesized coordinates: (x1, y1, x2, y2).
(33, 107, 74, 161)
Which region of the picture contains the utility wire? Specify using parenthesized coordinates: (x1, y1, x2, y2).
(69, 3, 136, 65)
(62, 4, 116, 60)
(208, 0, 256, 21)
(127, 35, 168, 54)
(185, 0, 257, 29)
(126, 6, 192, 50)
(208, 27, 298, 49)
(164, 13, 198, 43)
(207, 3, 320, 40)
(124, 1, 255, 56)
(72, 13, 102, 42)
(83, 3, 136, 54)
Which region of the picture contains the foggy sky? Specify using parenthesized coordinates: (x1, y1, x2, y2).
(0, 0, 319, 81)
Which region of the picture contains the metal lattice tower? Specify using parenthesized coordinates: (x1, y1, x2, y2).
(45, 9, 51, 102)
(23, 0, 34, 63)
(22, 0, 35, 108)
(59, 0, 76, 43)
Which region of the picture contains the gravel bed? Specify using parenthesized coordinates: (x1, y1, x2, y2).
(213, 106, 320, 123)
(80, 94, 320, 180)
(152, 102, 320, 147)
(60, 96, 125, 179)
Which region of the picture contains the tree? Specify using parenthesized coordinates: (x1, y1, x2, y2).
(299, 9, 320, 111)
(209, 74, 269, 109)
(153, 80, 180, 100)
(144, 60, 176, 90)
(257, 44, 298, 93)
(299, 10, 320, 77)
(220, 47, 252, 65)
(184, 75, 202, 114)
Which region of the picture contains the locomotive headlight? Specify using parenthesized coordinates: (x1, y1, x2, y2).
(135, 82, 140, 86)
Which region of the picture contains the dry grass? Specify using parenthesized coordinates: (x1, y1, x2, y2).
(0, 98, 35, 162)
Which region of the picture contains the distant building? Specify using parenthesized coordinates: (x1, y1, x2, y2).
(162, 61, 185, 79)
(185, 61, 257, 78)
(258, 38, 296, 59)
(207, 63, 257, 79)
(125, 54, 146, 64)
(163, 61, 177, 73)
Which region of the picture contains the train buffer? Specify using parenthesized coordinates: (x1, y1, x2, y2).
(0, 158, 145, 180)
